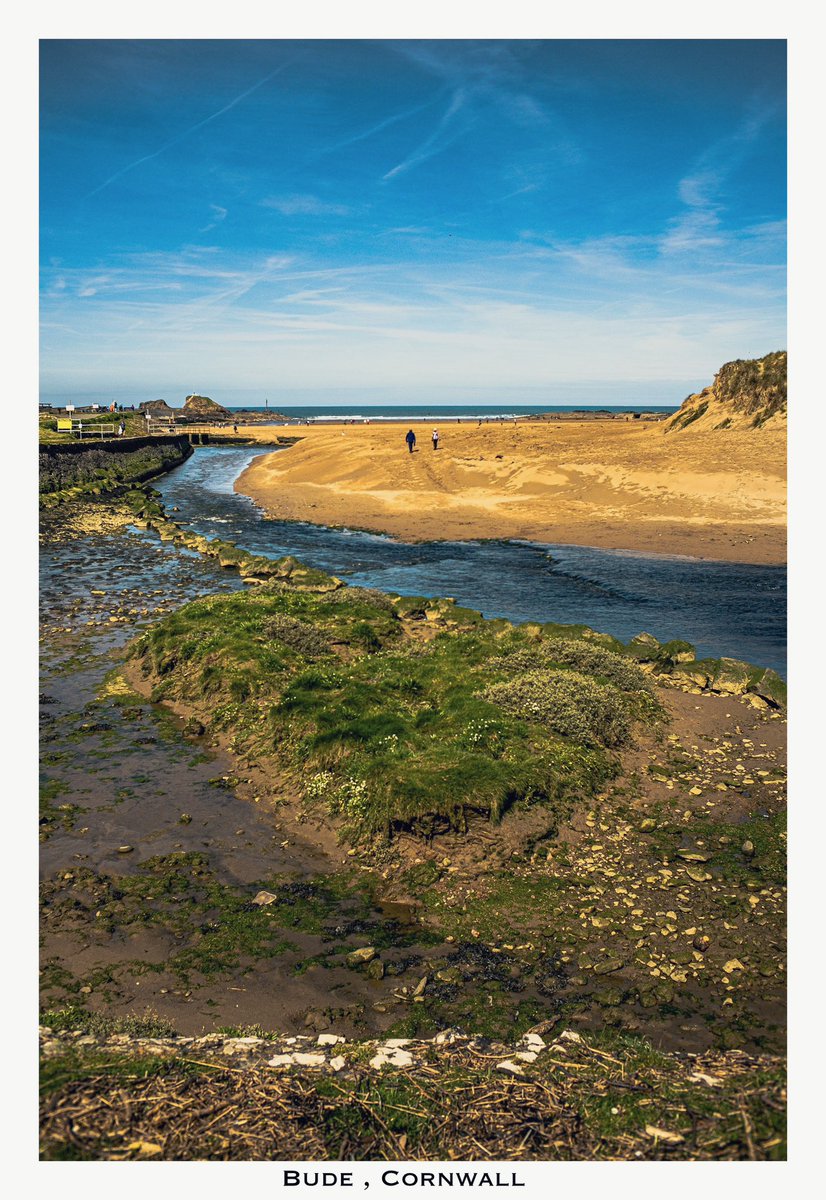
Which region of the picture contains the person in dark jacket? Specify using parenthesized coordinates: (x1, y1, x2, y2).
(405, 429, 416, 453)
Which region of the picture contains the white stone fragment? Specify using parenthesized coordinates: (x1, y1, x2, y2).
(496, 1060, 524, 1076)
(317, 1034, 346, 1046)
(520, 1033, 546, 1051)
(433, 1029, 462, 1045)
(329, 1056, 347, 1072)
(369, 1047, 414, 1069)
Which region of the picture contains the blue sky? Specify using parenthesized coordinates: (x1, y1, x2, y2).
(39, 39, 786, 406)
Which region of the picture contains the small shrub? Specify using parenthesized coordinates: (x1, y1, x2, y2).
(264, 614, 331, 659)
(499, 638, 652, 693)
(482, 669, 631, 748)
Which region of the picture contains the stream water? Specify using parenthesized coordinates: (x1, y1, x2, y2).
(156, 446, 787, 674)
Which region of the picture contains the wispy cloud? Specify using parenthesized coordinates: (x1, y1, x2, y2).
(262, 194, 354, 217)
(83, 64, 290, 200)
(199, 204, 228, 233)
(315, 96, 441, 159)
(382, 87, 469, 181)
(661, 110, 779, 256)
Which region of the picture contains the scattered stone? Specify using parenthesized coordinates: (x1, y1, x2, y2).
(347, 946, 377, 966)
(251, 890, 278, 906)
(593, 958, 624, 975)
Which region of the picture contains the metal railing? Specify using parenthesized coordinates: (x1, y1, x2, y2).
(56, 422, 118, 438)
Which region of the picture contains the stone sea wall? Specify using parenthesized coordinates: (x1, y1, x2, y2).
(39, 435, 193, 500)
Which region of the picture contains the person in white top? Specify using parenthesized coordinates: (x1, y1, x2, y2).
(432, 428, 439, 450)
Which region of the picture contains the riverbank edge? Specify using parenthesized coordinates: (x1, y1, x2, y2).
(118, 482, 787, 701)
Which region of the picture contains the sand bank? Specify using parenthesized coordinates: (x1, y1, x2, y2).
(228, 419, 785, 565)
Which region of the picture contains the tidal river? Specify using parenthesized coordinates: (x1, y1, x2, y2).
(156, 446, 786, 674)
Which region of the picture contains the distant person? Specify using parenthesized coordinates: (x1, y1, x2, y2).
(233, 422, 238, 434)
(118, 420, 125, 437)
(432, 428, 439, 450)
(405, 429, 416, 453)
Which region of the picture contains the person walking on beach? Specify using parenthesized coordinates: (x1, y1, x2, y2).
(432, 428, 439, 450)
(405, 429, 416, 453)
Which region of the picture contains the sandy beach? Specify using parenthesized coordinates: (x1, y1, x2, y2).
(231, 419, 786, 565)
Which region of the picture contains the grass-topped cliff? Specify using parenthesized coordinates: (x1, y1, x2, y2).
(667, 351, 787, 432)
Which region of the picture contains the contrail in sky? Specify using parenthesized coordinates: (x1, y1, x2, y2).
(83, 64, 290, 200)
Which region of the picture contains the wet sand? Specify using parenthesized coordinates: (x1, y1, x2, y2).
(231, 419, 786, 565)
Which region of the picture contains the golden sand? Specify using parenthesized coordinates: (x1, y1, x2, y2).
(227, 418, 785, 565)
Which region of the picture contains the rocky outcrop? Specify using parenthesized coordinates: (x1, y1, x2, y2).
(627, 633, 785, 708)
(138, 399, 175, 416)
(666, 351, 787, 433)
(137, 395, 237, 423)
(182, 394, 232, 421)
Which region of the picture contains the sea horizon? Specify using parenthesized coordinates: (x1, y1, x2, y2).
(39, 399, 679, 421)
(228, 402, 679, 420)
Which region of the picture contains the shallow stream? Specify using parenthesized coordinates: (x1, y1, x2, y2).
(156, 446, 787, 674)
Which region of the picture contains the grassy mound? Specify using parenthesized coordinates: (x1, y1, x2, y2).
(129, 584, 663, 840)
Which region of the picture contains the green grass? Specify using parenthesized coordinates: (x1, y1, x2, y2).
(40, 1004, 179, 1039)
(128, 589, 642, 839)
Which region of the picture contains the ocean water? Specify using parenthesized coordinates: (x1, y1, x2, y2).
(226, 403, 677, 422)
(154, 447, 786, 674)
